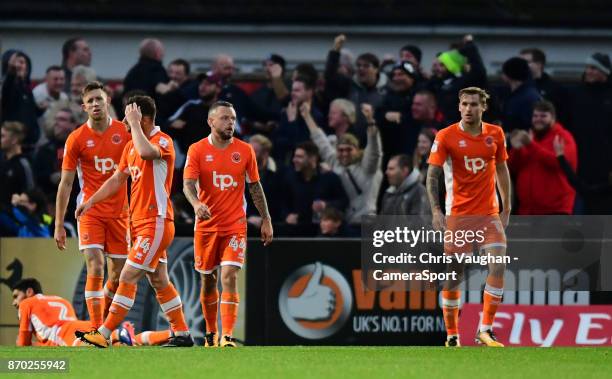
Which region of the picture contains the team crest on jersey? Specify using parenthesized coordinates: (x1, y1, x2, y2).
(111, 133, 122, 144)
(485, 136, 494, 147)
(86, 139, 95, 148)
(159, 137, 169, 148)
(231, 152, 241, 163)
(205, 154, 214, 162)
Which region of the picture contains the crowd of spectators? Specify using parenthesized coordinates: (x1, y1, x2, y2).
(1, 34, 611, 238)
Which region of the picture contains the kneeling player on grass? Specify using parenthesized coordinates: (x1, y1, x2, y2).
(183, 101, 273, 347)
(75, 96, 193, 347)
(427, 87, 511, 347)
(12, 278, 171, 347)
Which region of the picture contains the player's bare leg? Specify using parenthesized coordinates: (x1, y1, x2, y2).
(219, 265, 240, 347)
(442, 260, 465, 347)
(104, 257, 125, 318)
(476, 245, 506, 347)
(83, 248, 105, 329)
(201, 271, 219, 347)
(147, 262, 193, 347)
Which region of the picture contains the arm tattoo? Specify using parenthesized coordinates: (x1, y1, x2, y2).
(248, 181, 271, 220)
(183, 178, 200, 206)
(426, 165, 443, 212)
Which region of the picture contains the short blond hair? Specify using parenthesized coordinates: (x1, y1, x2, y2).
(249, 134, 273, 154)
(458, 86, 490, 106)
(330, 98, 356, 125)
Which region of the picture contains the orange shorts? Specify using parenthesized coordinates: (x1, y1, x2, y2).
(56, 320, 92, 346)
(78, 214, 129, 257)
(126, 217, 174, 272)
(444, 215, 506, 255)
(194, 231, 246, 274)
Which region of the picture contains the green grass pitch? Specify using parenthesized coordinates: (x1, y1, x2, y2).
(0, 346, 610, 378)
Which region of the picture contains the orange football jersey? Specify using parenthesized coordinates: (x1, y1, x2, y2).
(428, 122, 508, 216)
(62, 119, 130, 218)
(18, 294, 77, 345)
(184, 135, 259, 232)
(117, 127, 175, 221)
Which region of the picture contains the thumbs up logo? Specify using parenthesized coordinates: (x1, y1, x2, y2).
(279, 262, 353, 339)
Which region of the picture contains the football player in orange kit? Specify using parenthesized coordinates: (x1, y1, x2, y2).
(427, 87, 512, 347)
(74, 95, 192, 347)
(183, 101, 273, 347)
(12, 278, 172, 347)
(54, 81, 130, 329)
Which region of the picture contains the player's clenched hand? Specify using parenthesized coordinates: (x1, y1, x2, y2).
(432, 209, 446, 231)
(124, 103, 142, 127)
(54, 225, 67, 251)
(261, 218, 273, 246)
(194, 202, 211, 220)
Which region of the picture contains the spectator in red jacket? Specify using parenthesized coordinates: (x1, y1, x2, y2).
(508, 100, 577, 215)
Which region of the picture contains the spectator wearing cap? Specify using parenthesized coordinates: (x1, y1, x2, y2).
(283, 141, 348, 236)
(1, 50, 40, 148)
(157, 59, 199, 122)
(317, 207, 350, 237)
(399, 44, 428, 82)
(378, 60, 420, 167)
(520, 48, 568, 126)
(166, 72, 221, 155)
(272, 75, 325, 164)
(569, 52, 612, 214)
(302, 101, 383, 225)
(508, 101, 577, 215)
(500, 56, 541, 131)
(246, 134, 283, 226)
(0, 122, 35, 209)
(380, 154, 430, 215)
(212, 54, 254, 126)
(250, 53, 287, 135)
(427, 35, 487, 122)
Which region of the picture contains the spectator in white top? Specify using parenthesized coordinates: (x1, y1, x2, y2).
(32, 66, 68, 112)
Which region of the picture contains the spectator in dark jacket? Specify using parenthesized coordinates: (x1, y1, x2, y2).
(272, 76, 325, 164)
(250, 54, 287, 135)
(0, 122, 35, 208)
(0, 190, 51, 237)
(508, 101, 577, 215)
(381, 154, 430, 215)
(123, 38, 168, 100)
(246, 134, 283, 225)
(283, 141, 348, 232)
(1, 50, 40, 148)
(33, 107, 78, 196)
(427, 35, 487, 122)
(212, 54, 253, 127)
(500, 57, 542, 131)
(520, 48, 568, 126)
(323, 34, 354, 109)
(568, 52, 612, 214)
(157, 59, 198, 122)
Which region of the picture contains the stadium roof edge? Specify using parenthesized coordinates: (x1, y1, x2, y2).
(2, 20, 612, 38)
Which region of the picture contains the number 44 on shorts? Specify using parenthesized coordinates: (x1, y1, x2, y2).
(228, 236, 246, 252)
